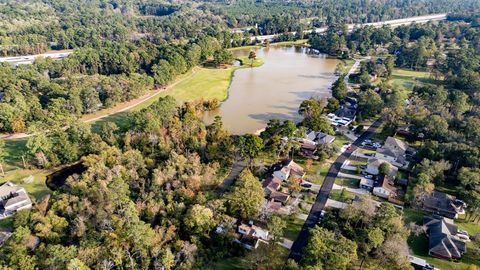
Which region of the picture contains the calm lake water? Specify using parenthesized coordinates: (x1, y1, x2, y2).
(203, 46, 339, 134)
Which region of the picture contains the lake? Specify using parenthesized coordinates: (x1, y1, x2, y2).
(203, 46, 339, 134)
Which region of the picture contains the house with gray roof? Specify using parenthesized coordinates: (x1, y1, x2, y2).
(422, 191, 466, 219)
(424, 216, 466, 260)
(375, 136, 412, 168)
(0, 182, 32, 219)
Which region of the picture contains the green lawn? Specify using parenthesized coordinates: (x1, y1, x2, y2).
(335, 177, 360, 188)
(270, 39, 308, 47)
(3, 139, 28, 167)
(330, 188, 355, 203)
(390, 69, 432, 92)
(333, 134, 352, 149)
(284, 217, 304, 240)
(158, 67, 234, 103)
(2, 169, 51, 201)
(294, 157, 330, 185)
(0, 216, 13, 230)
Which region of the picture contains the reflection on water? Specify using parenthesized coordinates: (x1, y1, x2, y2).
(203, 46, 339, 134)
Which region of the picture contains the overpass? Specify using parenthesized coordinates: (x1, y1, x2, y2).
(0, 50, 74, 66)
(251, 13, 447, 41)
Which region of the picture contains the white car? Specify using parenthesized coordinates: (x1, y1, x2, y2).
(365, 175, 373, 179)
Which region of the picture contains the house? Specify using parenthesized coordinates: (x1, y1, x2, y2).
(424, 216, 466, 260)
(373, 175, 397, 199)
(359, 178, 374, 191)
(272, 159, 305, 181)
(365, 158, 398, 178)
(422, 191, 467, 219)
(0, 182, 33, 219)
(235, 221, 269, 249)
(262, 176, 290, 205)
(305, 131, 335, 145)
(375, 137, 411, 168)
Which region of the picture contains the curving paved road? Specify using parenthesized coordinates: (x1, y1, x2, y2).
(289, 118, 383, 262)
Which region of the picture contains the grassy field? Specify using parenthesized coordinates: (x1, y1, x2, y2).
(390, 69, 432, 92)
(158, 67, 234, 103)
(270, 39, 308, 47)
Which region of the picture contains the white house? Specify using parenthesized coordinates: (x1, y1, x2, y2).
(373, 176, 397, 199)
(0, 182, 33, 219)
(236, 221, 269, 249)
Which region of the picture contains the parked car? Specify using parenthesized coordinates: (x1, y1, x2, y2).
(373, 142, 382, 148)
(365, 153, 374, 156)
(301, 183, 312, 188)
(319, 210, 326, 218)
(365, 175, 373, 179)
(456, 233, 470, 241)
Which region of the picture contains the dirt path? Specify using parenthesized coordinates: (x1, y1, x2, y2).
(0, 68, 200, 140)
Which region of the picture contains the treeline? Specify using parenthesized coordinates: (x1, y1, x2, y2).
(310, 19, 480, 69)
(0, 0, 228, 56)
(0, 36, 228, 133)
(211, 0, 480, 34)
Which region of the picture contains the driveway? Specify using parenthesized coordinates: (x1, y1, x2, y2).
(325, 199, 348, 209)
(219, 160, 247, 193)
(289, 117, 383, 261)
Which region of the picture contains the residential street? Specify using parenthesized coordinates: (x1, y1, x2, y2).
(289, 117, 383, 261)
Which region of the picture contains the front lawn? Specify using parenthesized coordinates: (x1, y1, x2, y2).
(335, 177, 360, 188)
(330, 188, 355, 203)
(284, 217, 304, 240)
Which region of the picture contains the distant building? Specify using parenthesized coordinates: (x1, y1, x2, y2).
(422, 191, 466, 219)
(0, 182, 33, 219)
(424, 216, 466, 260)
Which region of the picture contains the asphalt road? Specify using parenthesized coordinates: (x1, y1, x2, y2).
(289, 118, 384, 262)
(218, 160, 247, 194)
